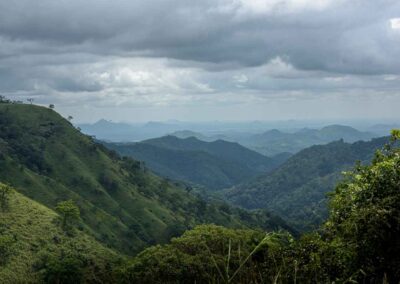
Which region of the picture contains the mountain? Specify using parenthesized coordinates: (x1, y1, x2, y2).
(169, 130, 211, 141)
(0, 188, 119, 283)
(0, 103, 291, 255)
(315, 124, 375, 142)
(367, 123, 400, 136)
(225, 137, 389, 231)
(104, 136, 284, 189)
(239, 124, 377, 156)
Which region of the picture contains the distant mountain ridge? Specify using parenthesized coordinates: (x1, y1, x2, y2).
(103, 136, 286, 190)
(238, 124, 377, 156)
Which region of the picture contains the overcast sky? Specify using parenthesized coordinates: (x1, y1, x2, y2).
(1, 0, 400, 122)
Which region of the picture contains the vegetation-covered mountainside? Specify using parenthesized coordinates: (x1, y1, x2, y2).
(239, 124, 376, 156)
(169, 130, 211, 141)
(0, 188, 120, 283)
(0, 103, 291, 255)
(225, 137, 389, 231)
(120, 132, 400, 283)
(104, 136, 283, 189)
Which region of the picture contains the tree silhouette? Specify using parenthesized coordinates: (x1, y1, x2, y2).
(0, 183, 12, 212)
(56, 200, 80, 230)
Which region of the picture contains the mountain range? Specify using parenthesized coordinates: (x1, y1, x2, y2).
(171, 125, 377, 156)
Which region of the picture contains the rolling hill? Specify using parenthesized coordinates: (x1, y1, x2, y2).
(104, 136, 284, 189)
(0, 102, 291, 255)
(225, 137, 389, 231)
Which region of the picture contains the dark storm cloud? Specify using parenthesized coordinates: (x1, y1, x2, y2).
(0, 0, 399, 74)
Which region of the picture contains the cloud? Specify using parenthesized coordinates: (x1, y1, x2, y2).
(390, 18, 400, 29)
(0, 0, 399, 121)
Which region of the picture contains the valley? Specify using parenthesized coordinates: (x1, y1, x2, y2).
(0, 100, 399, 283)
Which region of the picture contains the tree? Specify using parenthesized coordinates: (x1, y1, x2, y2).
(68, 115, 73, 121)
(56, 200, 80, 230)
(27, 98, 34, 104)
(0, 183, 12, 211)
(326, 129, 400, 282)
(41, 252, 85, 283)
(49, 104, 55, 109)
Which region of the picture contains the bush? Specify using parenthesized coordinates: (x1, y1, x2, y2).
(0, 183, 12, 211)
(40, 252, 85, 284)
(0, 235, 15, 265)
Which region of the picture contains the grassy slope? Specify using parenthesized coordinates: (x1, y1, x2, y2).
(0, 190, 118, 283)
(225, 137, 388, 231)
(0, 103, 291, 255)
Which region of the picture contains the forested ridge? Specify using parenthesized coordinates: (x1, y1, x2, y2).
(103, 135, 283, 190)
(226, 137, 390, 231)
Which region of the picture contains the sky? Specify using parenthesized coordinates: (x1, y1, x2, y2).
(0, 0, 400, 123)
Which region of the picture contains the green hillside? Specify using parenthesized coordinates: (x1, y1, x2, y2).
(0, 103, 291, 255)
(225, 137, 389, 231)
(120, 131, 400, 283)
(0, 187, 120, 283)
(104, 136, 282, 189)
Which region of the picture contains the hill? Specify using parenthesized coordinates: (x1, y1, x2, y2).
(0, 102, 291, 255)
(104, 136, 283, 189)
(0, 188, 120, 283)
(239, 125, 377, 156)
(169, 130, 211, 141)
(225, 137, 389, 231)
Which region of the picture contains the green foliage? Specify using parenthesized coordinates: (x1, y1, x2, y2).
(391, 128, 400, 141)
(325, 130, 400, 282)
(40, 252, 84, 284)
(55, 200, 80, 230)
(124, 225, 272, 283)
(123, 224, 340, 283)
(226, 137, 388, 231)
(0, 235, 15, 265)
(0, 182, 12, 211)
